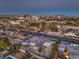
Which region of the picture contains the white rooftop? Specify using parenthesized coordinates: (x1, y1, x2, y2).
(20, 49, 26, 53)
(64, 32, 76, 36)
(29, 42, 36, 46)
(21, 42, 29, 45)
(21, 42, 36, 46)
(43, 42, 51, 47)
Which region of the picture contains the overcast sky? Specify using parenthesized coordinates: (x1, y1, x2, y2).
(0, 0, 79, 16)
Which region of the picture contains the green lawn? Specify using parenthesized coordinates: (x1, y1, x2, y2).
(0, 41, 6, 48)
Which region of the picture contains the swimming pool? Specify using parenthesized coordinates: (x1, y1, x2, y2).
(6, 57, 13, 59)
(5, 55, 16, 59)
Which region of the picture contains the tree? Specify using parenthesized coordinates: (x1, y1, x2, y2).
(25, 51, 32, 59)
(50, 25, 58, 32)
(3, 37, 10, 46)
(49, 23, 58, 32)
(38, 47, 43, 52)
(0, 40, 5, 48)
(13, 44, 21, 52)
(0, 37, 10, 48)
(63, 48, 70, 59)
(51, 42, 59, 59)
(9, 44, 21, 53)
(39, 21, 47, 32)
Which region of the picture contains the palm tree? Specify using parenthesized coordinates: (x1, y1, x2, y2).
(51, 42, 59, 59)
(13, 44, 21, 52)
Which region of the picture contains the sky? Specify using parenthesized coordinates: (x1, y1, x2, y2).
(0, 0, 79, 16)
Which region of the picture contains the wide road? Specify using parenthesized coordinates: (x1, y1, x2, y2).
(19, 30, 79, 44)
(19, 30, 79, 58)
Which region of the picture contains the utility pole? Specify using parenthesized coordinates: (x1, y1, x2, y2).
(0, 51, 3, 59)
